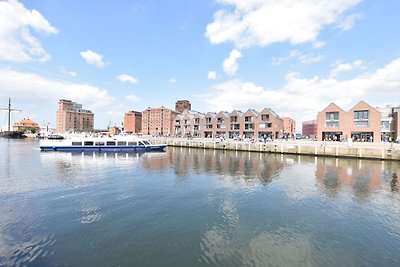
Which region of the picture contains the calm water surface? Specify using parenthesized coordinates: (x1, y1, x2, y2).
(1, 138, 400, 266)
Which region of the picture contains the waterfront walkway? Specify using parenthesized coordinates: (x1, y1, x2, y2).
(150, 137, 400, 161)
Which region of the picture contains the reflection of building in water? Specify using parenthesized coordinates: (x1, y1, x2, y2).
(140, 147, 287, 187)
(314, 157, 392, 200)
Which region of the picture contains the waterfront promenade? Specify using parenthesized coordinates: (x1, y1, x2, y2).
(151, 137, 400, 161)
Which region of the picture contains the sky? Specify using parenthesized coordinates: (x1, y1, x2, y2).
(0, 0, 400, 130)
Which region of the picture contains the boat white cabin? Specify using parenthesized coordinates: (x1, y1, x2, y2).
(40, 135, 166, 152)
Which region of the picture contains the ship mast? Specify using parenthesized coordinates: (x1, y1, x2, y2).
(1, 98, 21, 132)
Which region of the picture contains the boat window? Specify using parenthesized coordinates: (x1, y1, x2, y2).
(84, 141, 94, 146)
(72, 142, 82, 146)
(106, 141, 116, 146)
(143, 140, 151, 145)
(128, 141, 138, 146)
(95, 142, 105, 146)
(139, 141, 144, 145)
(117, 141, 127, 146)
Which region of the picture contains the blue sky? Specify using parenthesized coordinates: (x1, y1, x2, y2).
(1, 0, 400, 130)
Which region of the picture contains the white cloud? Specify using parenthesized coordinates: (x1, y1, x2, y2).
(208, 71, 217, 80)
(198, 58, 400, 123)
(117, 74, 138, 84)
(206, 0, 362, 48)
(59, 66, 77, 77)
(126, 95, 140, 102)
(0, 68, 114, 127)
(336, 13, 362, 30)
(272, 50, 323, 65)
(80, 50, 106, 68)
(312, 41, 326, 49)
(169, 78, 177, 83)
(329, 60, 363, 78)
(0, 0, 58, 62)
(223, 49, 242, 76)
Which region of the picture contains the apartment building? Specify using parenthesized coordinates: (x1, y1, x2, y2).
(56, 99, 94, 133)
(174, 109, 205, 137)
(172, 107, 286, 139)
(142, 106, 179, 136)
(124, 111, 142, 134)
(376, 104, 400, 141)
(317, 101, 381, 142)
(282, 117, 296, 136)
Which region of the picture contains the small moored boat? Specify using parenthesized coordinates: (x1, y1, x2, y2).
(40, 135, 167, 152)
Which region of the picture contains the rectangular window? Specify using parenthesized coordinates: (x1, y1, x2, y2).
(128, 141, 138, 146)
(325, 112, 339, 127)
(230, 116, 237, 123)
(261, 114, 269, 121)
(245, 123, 254, 130)
(217, 117, 224, 123)
(117, 141, 127, 146)
(84, 141, 94, 146)
(354, 110, 369, 127)
(206, 118, 211, 123)
(106, 141, 116, 146)
(245, 116, 252, 122)
(194, 118, 200, 124)
(72, 142, 82, 146)
(95, 141, 105, 146)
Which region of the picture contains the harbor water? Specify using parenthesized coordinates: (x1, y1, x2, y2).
(1, 138, 400, 266)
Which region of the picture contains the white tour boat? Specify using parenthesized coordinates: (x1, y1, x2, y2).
(40, 135, 167, 152)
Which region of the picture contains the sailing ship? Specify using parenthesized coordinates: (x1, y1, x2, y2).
(0, 98, 26, 139)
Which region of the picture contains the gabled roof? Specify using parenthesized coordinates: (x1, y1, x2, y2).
(230, 110, 244, 117)
(319, 102, 345, 113)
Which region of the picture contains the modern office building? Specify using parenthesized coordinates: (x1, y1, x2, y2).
(317, 101, 381, 142)
(175, 100, 191, 113)
(124, 111, 142, 134)
(56, 99, 94, 133)
(302, 120, 317, 138)
(142, 106, 179, 136)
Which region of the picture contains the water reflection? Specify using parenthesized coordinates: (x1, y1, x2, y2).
(139, 147, 400, 201)
(2, 140, 400, 266)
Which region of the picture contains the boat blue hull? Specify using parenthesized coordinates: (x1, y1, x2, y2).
(40, 145, 167, 152)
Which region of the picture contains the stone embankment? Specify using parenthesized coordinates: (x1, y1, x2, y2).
(151, 138, 400, 161)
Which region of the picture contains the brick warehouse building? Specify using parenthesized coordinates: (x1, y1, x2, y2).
(142, 106, 179, 136)
(124, 111, 142, 134)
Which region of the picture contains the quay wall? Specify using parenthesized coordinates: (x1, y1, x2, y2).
(152, 138, 400, 161)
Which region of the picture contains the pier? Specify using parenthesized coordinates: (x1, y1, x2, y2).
(151, 137, 400, 161)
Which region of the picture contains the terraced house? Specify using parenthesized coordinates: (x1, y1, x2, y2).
(172, 108, 287, 140)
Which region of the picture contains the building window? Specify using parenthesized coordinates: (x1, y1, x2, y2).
(206, 117, 211, 123)
(325, 112, 339, 127)
(244, 123, 254, 130)
(195, 118, 200, 124)
(261, 114, 269, 121)
(354, 110, 369, 127)
(245, 116, 252, 122)
(231, 124, 240, 130)
(217, 117, 224, 123)
(230, 116, 238, 123)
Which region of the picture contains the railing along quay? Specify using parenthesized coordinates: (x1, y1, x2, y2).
(150, 137, 400, 161)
